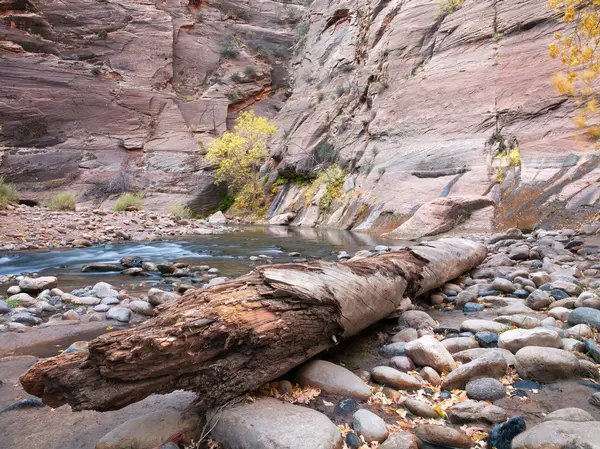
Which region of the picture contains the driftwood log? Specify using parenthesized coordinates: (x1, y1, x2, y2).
(20, 238, 486, 412)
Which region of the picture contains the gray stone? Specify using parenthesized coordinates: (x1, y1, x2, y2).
(295, 360, 372, 400)
(353, 409, 389, 443)
(404, 335, 456, 373)
(512, 421, 600, 449)
(380, 342, 407, 358)
(96, 409, 203, 449)
(514, 347, 583, 383)
(453, 348, 516, 366)
(442, 337, 479, 353)
(19, 276, 58, 293)
(0, 299, 10, 314)
(526, 290, 552, 310)
(466, 377, 506, 401)
(414, 425, 472, 449)
(498, 328, 563, 354)
(568, 307, 600, 330)
(106, 307, 131, 323)
(94, 304, 110, 312)
(543, 408, 595, 422)
(397, 310, 435, 329)
(129, 300, 154, 316)
(391, 328, 418, 343)
(442, 350, 508, 390)
(148, 288, 181, 306)
(379, 431, 419, 449)
(491, 278, 516, 293)
(11, 312, 42, 326)
(371, 366, 422, 390)
(91, 282, 119, 298)
(404, 399, 438, 419)
(460, 319, 509, 334)
(446, 400, 507, 425)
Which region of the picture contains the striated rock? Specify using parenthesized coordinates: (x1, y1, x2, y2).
(414, 425, 472, 449)
(512, 421, 600, 449)
(543, 408, 595, 422)
(442, 351, 507, 390)
(353, 409, 389, 443)
(371, 366, 422, 390)
(514, 347, 583, 383)
(19, 276, 58, 293)
(447, 400, 507, 425)
(404, 335, 455, 373)
(295, 360, 372, 400)
(498, 328, 563, 354)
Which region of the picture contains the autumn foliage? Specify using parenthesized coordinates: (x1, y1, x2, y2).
(549, 0, 600, 137)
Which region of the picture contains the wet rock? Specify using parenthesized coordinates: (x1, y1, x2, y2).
(380, 342, 407, 358)
(91, 282, 119, 298)
(379, 431, 419, 449)
(491, 278, 516, 293)
(447, 400, 507, 425)
(404, 399, 438, 419)
(475, 331, 499, 348)
(18, 276, 58, 293)
(567, 307, 600, 330)
(129, 300, 154, 317)
(420, 367, 442, 386)
(443, 337, 479, 353)
(512, 421, 599, 449)
(543, 408, 595, 422)
(371, 366, 422, 390)
(96, 409, 202, 449)
(442, 350, 507, 390)
(487, 416, 526, 449)
(148, 288, 181, 306)
(81, 263, 123, 273)
(460, 319, 509, 334)
(295, 360, 372, 400)
(106, 307, 131, 323)
(415, 425, 472, 448)
(498, 328, 563, 353)
(392, 328, 419, 343)
(466, 377, 506, 401)
(404, 335, 456, 373)
(514, 347, 583, 383)
(397, 310, 435, 329)
(353, 409, 389, 443)
(390, 356, 415, 372)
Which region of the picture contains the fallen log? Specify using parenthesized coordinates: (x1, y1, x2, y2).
(20, 238, 486, 412)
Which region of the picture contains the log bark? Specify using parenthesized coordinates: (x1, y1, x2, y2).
(20, 238, 486, 412)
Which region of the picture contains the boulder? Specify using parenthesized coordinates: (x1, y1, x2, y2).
(498, 328, 563, 354)
(446, 400, 507, 425)
(208, 397, 342, 449)
(543, 408, 595, 422)
(514, 347, 583, 383)
(371, 366, 422, 390)
(353, 409, 389, 443)
(512, 421, 600, 449)
(95, 409, 202, 449)
(18, 276, 58, 293)
(404, 335, 455, 373)
(441, 350, 507, 390)
(295, 360, 372, 400)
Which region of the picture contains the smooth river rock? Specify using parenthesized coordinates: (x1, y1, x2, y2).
(543, 407, 596, 422)
(404, 335, 456, 373)
(512, 421, 600, 449)
(441, 350, 507, 390)
(371, 366, 422, 390)
(447, 400, 507, 425)
(498, 328, 563, 353)
(460, 319, 509, 334)
(567, 307, 600, 330)
(414, 425, 472, 448)
(18, 276, 59, 293)
(353, 409, 389, 443)
(466, 377, 506, 401)
(514, 347, 583, 383)
(295, 360, 372, 400)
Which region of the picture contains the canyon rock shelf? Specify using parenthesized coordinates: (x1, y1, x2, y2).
(19, 238, 486, 412)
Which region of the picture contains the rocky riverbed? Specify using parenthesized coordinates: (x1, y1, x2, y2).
(1, 225, 600, 449)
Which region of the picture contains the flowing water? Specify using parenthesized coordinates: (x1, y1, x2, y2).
(0, 226, 402, 292)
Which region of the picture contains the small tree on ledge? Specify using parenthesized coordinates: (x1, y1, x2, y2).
(206, 110, 277, 213)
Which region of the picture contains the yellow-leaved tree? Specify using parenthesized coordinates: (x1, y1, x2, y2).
(206, 110, 277, 213)
(549, 0, 600, 137)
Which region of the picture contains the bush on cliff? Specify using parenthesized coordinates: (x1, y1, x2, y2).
(206, 110, 277, 213)
(0, 177, 19, 206)
(169, 203, 194, 219)
(47, 192, 76, 211)
(114, 192, 143, 212)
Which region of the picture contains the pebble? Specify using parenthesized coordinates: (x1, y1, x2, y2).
(463, 302, 484, 312)
(345, 432, 362, 449)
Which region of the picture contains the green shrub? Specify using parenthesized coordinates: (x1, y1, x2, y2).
(439, 0, 465, 15)
(5, 299, 20, 309)
(216, 194, 235, 213)
(335, 85, 348, 97)
(113, 192, 143, 211)
(0, 177, 19, 206)
(230, 72, 243, 83)
(220, 39, 240, 59)
(169, 203, 194, 219)
(47, 192, 76, 211)
(243, 65, 257, 79)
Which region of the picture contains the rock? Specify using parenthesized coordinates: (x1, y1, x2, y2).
(463, 302, 485, 312)
(487, 417, 526, 449)
(447, 400, 507, 425)
(156, 263, 176, 275)
(456, 290, 478, 307)
(591, 392, 600, 408)
(420, 367, 442, 386)
(495, 315, 541, 329)
(568, 307, 600, 330)
(336, 398, 359, 415)
(442, 350, 508, 390)
(81, 263, 123, 272)
(397, 310, 435, 329)
(404, 335, 456, 373)
(353, 409, 389, 443)
(295, 360, 372, 400)
(514, 347, 583, 383)
(488, 228, 523, 244)
(531, 272, 552, 287)
(525, 290, 553, 310)
(466, 377, 506, 401)
(120, 256, 143, 268)
(543, 408, 595, 422)
(414, 424, 472, 448)
(6, 285, 21, 295)
(142, 262, 158, 272)
(583, 339, 600, 363)
(562, 338, 585, 352)
(148, 288, 181, 306)
(549, 307, 571, 321)
(269, 212, 296, 225)
(498, 328, 563, 353)
(512, 421, 599, 449)
(101, 296, 120, 305)
(404, 399, 439, 419)
(8, 292, 37, 307)
(379, 431, 419, 449)
(380, 342, 407, 358)
(0, 299, 10, 314)
(95, 409, 202, 449)
(94, 304, 110, 312)
(12, 312, 42, 325)
(496, 303, 535, 315)
(91, 282, 119, 298)
(460, 319, 509, 334)
(564, 324, 593, 339)
(18, 276, 58, 293)
(390, 356, 415, 372)
(208, 211, 228, 224)
(491, 278, 516, 293)
(475, 331, 499, 348)
(62, 310, 80, 321)
(209, 397, 341, 449)
(106, 307, 131, 323)
(63, 340, 89, 354)
(392, 328, 418, 343)
(63, 294, 101, 305)
(551, 280, 582, 296)
(442, 337, 479, 353)
(345, 432, 361, 449)
(122, 267, 144, 276)
(453, 348, 516, 366)
(509, 246, 531, 260)
(371, 366, 422, 390)
(129, 300, 154, 316)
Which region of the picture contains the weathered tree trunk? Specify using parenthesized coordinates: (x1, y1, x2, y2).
(20, 238, 486, 412)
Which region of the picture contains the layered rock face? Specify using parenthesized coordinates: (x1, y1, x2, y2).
(0, 0, 301, 212)
(268, 0, 600, 232)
